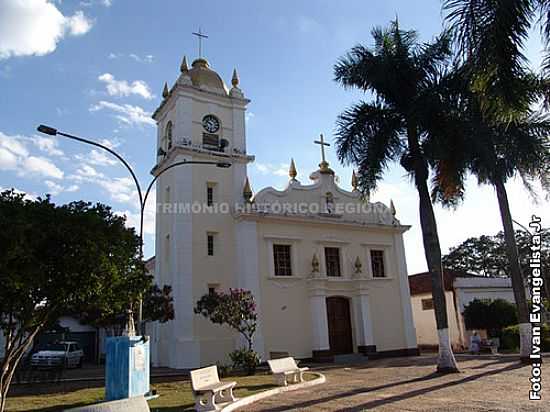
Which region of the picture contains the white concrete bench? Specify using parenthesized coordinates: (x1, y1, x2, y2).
(65, 396, 149, 411)
(267, 357, 309, 386)
(190, 365, 237, 412)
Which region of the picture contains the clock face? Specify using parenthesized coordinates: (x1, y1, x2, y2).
(202, 115, 220, 134)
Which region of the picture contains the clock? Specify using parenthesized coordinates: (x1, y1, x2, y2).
(202, 115, 220, 133)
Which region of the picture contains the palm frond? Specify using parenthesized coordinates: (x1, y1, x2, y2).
(444, 0, 535, 117)
(335, 101, 405, 194)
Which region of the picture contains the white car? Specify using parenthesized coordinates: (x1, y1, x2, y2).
(31, 341, 84, 368)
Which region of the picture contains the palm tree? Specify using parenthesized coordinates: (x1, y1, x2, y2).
(334, 20, 460, 372)
(444, 0, 550, 362)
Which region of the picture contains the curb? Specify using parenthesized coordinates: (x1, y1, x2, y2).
(220, 372, 326, 412)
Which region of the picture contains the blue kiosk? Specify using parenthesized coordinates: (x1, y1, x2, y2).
(105, 336, 150, 401)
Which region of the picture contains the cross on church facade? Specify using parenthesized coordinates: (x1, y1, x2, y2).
(314, 133, 330, 164)
(192, 27, 208, 58)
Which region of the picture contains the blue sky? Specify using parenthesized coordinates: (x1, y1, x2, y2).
(1, 0, 549, 274)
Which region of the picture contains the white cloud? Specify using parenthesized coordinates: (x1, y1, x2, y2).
(129, 53, 153, 64)
(0, 131, 65, 179)
(98, 73, 154, 99)
(65, 10, 93, 36)
(24, 156, 64, 179)
(97, 176, 136, 203)
(0, 0, 93, 60)
(89, 100, 155, 127)
(75, 164, 104, 178)
(80, 0, 111, 7)
(0, 147, 18, 170)
(44, 180, 63, 195)
(245, 112, 255, 123)
(108, 53, 153, 63)
(44, 180, 78, 195)
(254, 162, 289, 177)
(116, 188, 155, 235)
(75, 148, 117, 166)
(0, 132, 29, 157)
(34, 136, 64, 156)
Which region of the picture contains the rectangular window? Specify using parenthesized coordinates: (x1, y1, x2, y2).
(207, 234, 215, 256)
(421, 298, 434, 310)
(207, 186, 214, 206)
(206, 182, 217, 206)
(273, 244, 292, 276)
(325, 247, 341, 277)
(370, 250, 385, 278)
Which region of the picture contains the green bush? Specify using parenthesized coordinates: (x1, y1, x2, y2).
(464, 298, 518, 337)
(229, 348, 260, 375)
(501, 324, 550, 352)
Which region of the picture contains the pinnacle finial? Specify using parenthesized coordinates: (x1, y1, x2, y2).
(351, 170, 358, 191)
(162, 82, 169, 98)
(243, 177, 253, 202)
(232, 68, 239, 87)
(390, 199, 396, 216)
(180, 56, 189, 73)
(289, 158, 297, 180)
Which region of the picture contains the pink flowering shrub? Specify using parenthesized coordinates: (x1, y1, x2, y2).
(194, 288, 259, 373)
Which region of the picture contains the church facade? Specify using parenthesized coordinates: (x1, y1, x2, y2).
(148, 55, 418, 369)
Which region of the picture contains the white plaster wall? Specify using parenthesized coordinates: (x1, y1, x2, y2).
(256, 219, 412, 358)
(152, 79, 250, 369)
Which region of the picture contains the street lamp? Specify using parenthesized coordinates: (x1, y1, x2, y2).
(37, 124, 231, 334)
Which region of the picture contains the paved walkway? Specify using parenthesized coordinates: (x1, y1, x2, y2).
(247, 355, 549, 411)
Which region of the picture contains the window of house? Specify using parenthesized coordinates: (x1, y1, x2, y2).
(370, 250, 386, 277)
(207, 233, 215, 256)
(421, 298, 434, 310)
(325, 247, 341, 277)
(273, 244, 292, 276)
(165, 121, 173, 150)
(208, 283, 220, 295)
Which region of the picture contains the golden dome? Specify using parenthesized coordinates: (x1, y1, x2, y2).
(188, 58, 228, 94)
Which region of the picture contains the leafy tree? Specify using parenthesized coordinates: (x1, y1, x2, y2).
(444, 229, 550, 284)
(333, 19, 459, 372)
(443, 0, 550, 362)
(463, 299, 518, 337)
(194, 289, 258, 374)
(443, 235, 506, 277)
(0, 190, 171, 412)
(80, 284, 174, 336)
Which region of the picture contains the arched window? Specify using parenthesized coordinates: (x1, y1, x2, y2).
(165, 121, 173, 150)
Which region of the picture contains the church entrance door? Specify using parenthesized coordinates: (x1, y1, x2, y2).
(326, 296, 353, 354)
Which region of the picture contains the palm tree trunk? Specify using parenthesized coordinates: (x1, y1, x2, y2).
(416, 176, 460, 372)
(494, 178, 531, 362)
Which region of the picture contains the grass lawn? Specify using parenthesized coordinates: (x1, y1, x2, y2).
(5, 373, 278, 411)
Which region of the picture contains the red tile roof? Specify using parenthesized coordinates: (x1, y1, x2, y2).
(408, 270, 479, 295)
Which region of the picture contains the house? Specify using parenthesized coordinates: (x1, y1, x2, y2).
(408, 270, 516, 350)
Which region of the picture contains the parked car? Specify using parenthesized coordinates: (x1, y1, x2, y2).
(31, 341, 84, 368)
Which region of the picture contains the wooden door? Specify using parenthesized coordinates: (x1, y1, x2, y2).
(326, 296, 353, 354)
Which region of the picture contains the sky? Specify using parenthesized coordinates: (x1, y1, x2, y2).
(0, 0, 549, 274)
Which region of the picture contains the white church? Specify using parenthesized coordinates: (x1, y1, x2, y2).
(147, 54, 418, 369)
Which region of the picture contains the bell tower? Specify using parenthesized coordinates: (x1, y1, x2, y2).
(150, 54, 253, 368)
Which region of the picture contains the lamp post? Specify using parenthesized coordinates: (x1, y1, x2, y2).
(37, 124, 231, 334)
